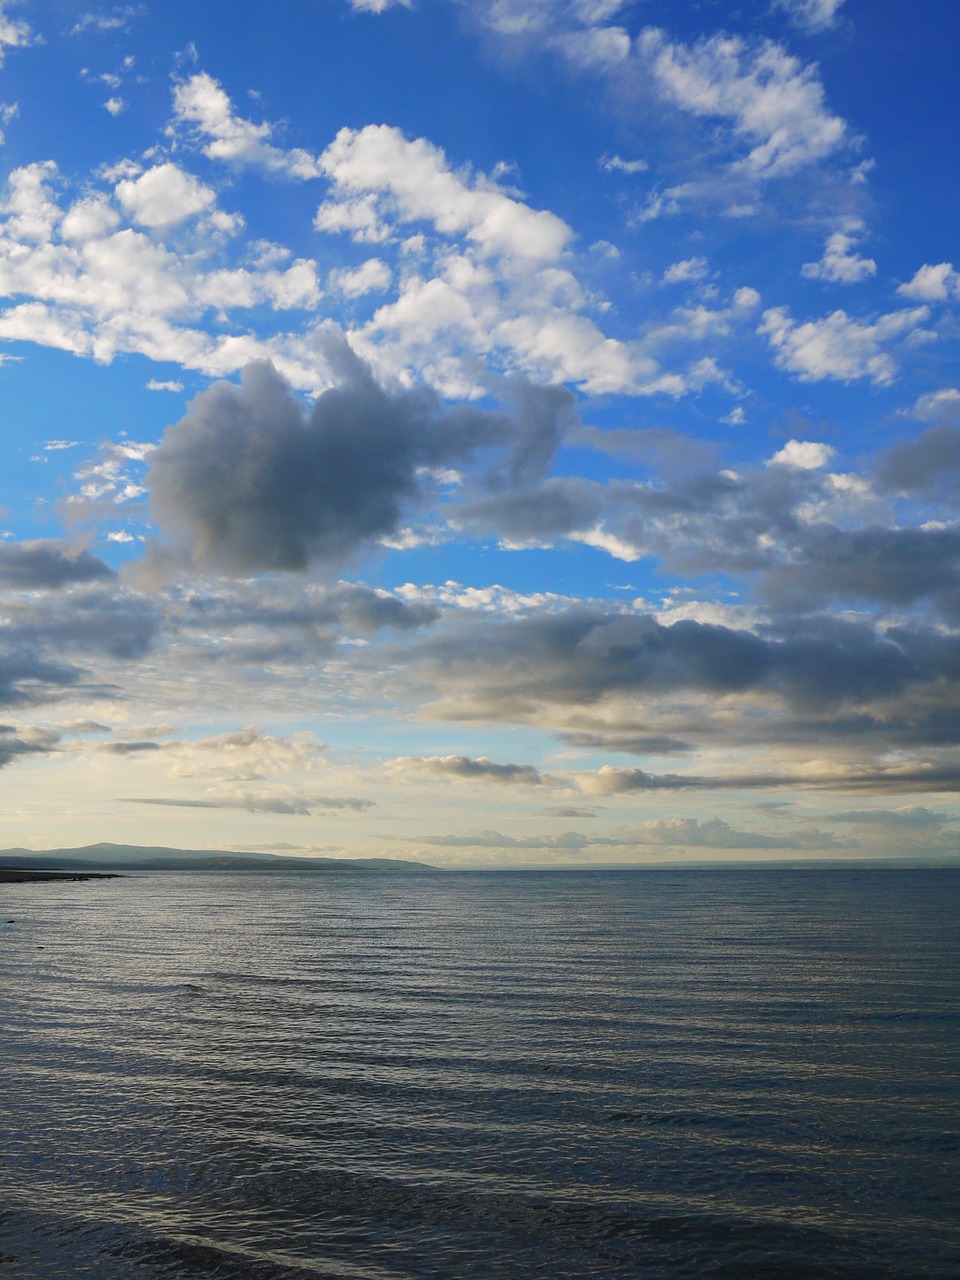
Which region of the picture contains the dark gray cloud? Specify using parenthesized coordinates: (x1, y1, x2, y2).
(760, 526, 960, 611)
(0, 723, 61, 768)
(148, 346, 573, 575)
(0, 540, 115, 590)
(0, 650, 83, 707)
(403, 607, 922, 714)
(452, 476, 602, 542)
(389, 754, 546, 785)
(450, 436, 960, 620)
(489, 379, 577, 489)
(875, 425, 960, 499)
(6, 586, 160, 661)
(177, 579, 438, 639)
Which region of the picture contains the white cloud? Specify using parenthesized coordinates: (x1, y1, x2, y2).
(802, 219, 876, 284)
(347, 0, 411, 10)
(1, 160, 61, 242)
(172, 72, 323, 180)
(599, 154, 647, 176)
(312, 123, 721, 396)
(776, 0, 845, 34)
(167, 727, 326, 781)
(759, 305, 930, 385)
(146, 379, 184, 392)
(115, 163, 216, 228)
(662, 257, 708, 285)
(0, 1, 31, 64)
(71, 7, 143, 35)
(314, 192, 389, 243)
(319, 124, 573, 262)
(104, 97, 127, 116)
(60, 194, 120, 241)
(329, 257, 392, 297)
(0, 161, 324, 386)
(907, 387, 960, 424)
(768, 439, 836, 469)
(0, 99, 17, 145)
(552, 25, 631, 72)
(898, 262, 960, 302)
(193, 260, 321, 311)
(637, 28, 847, 178)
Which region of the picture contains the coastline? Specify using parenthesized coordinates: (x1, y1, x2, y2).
(0, 868, 123, 884)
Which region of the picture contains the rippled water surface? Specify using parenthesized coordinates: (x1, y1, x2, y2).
(1, 868, 958, 1278)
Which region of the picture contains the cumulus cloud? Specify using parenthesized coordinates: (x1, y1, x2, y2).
(0, 161, 324, 385)
(759, 305, 930, 384)
(0, 721, 60, 767)
(4, 583, 160, 660)
(164, 726, 326, 780)
(767, 439, 836, 469)
(874, 424, 960, 499)
(0, 1, 31, 64)
(388, 754, 546, 784)
(329, 257, 392, 297)
(906, 388, 960, 425)
(399, 607, 928, 723)
(318, 124, 572, 262)
(662, 257, 709, 285)
(898, 262, 960, 302)
(148, 347, 572, 574)
(172, 72, 323, 179)
(637, 28, 847, 178)
(802, 220, 876, 284)
(0, 540, 115, 589)
(0, 651, 83, 707)
(115, 163, 216, 228)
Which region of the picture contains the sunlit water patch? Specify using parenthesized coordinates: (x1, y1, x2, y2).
(1, 869, 958, 1278)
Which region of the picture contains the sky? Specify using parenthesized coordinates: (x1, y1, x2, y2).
(1, 0, 959, 865)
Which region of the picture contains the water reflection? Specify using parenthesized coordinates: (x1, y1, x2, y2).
(1, 869, 958, 1278)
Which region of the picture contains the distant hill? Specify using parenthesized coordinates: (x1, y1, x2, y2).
(0, 843, 439, 873)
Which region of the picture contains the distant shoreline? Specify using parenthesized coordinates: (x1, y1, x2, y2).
(0, 868, 123, 884)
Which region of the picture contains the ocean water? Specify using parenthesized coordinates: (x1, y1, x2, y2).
(0, 868, 957, 1280)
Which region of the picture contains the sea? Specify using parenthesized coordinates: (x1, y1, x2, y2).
(0, 868, 957, 1279)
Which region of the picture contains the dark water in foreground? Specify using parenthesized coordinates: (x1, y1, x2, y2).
(0, 868, 957, 1279)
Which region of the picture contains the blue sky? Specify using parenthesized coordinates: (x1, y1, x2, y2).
(1, 0, 959, 864)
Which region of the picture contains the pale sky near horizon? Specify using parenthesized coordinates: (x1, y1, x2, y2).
(1, 0, 960, 865)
